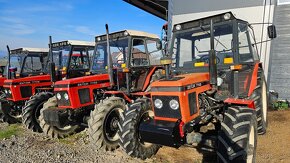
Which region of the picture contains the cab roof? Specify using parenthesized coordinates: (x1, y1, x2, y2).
(50, 40, 95, 48)
(95, 30, 159, 42)
(10, 47, 49, 54)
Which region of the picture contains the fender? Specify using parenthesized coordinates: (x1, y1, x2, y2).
(247, 62, 261, 97)
(224, 98, 255, 109)
(104, 91, 132, 103)
(142, 66, 158, 91)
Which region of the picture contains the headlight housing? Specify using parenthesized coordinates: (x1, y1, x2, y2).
(169, 99, 179, 110)
(56, 93, 61, 100)
(64, 93, 69, 100)
(154, 99, 163, 109)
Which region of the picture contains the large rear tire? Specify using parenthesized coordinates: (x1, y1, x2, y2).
(250, 69, 268, 134)
(0, 101, 21, 123)
(88, 97, 125, 151)
(22, 92, 53, 132)
(118, 98, 160, 160)
(39, 96, 80, 138)
(217, 106, 257, 163)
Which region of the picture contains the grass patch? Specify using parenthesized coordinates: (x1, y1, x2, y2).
(58, 131, 87, 145)
(0, 124, 23, 140)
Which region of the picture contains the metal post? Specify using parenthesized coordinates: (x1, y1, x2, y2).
(105, 24, 114, 87)
(209, 19, 217, 88)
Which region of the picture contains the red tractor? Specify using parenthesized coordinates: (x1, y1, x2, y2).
(86, 27, 164, 151)
(39, 28, 163, 144)
(118, 12, 276, 162)
(0, 47, 50, 123)
(21, 40, 95, 132)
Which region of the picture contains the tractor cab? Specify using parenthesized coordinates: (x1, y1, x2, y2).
(48, 40, 94, 80)
(8, 48, 49, 78)
(95, 30, 163, 93)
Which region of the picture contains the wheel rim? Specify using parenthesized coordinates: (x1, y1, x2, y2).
(104, 107, 122, 142)
(262, 81, 267, 122)
(247, 125, 255, 163)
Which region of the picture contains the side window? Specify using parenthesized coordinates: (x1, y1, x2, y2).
(131, 39, 149, 66)
(146, 39, 162, 65)
(69, 49, 90, 70)
(238, 24, 253, 62)
(92, 45, 105, 70)
(179, 38, 193, 67)
(23, 56, 42, 73)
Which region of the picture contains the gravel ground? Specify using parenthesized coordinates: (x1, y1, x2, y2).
(0, 110, 289, 163)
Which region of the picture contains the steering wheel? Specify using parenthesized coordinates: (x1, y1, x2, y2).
(200, 55, 220, 64)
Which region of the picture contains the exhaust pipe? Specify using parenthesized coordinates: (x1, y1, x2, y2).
(49, 36, 56, 82)
(209, 19, 217, 89)
(6, 45, 11, 79)
(105, 24, 114, 87)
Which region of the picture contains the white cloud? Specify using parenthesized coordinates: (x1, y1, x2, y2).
(74, 26, 96, 36)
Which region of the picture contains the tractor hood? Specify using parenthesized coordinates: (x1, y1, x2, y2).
(151, 73, 210, 90)
(3, 74, 51, 86)
(54, 74, 110, 88)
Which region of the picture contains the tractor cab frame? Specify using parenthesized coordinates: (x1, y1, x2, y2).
(118, 12, 276, 162)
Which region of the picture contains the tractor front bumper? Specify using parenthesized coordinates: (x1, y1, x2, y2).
(139, 119, 184, 148)
(43, 108, 70, 128)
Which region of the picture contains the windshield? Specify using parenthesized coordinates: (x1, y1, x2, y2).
(51, 46, 70, 70)
(22, 55, 43, 73)
(172, 23, 234, 68)
(92, 38, 128, 71)
(10, 54, 25, 73)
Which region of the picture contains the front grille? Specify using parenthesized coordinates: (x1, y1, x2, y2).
(20, 86, 32, 98)
(153, 96, 181, 119)
(78, 88, 90, 104)
(56, 91, 71, 106)
(188, 92, 197, 116)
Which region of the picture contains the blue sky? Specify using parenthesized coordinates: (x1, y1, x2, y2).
(0, 0, 165, 56)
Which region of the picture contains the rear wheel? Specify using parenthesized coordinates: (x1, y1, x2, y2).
(0, 101, 21, 123)
(88, 97, 125, 151)
(217, 106, 257, 163)
(118, 98, 160, 160)
(22, 92, 53, 133)
(39, 96, 80, 138)
(250, 69, 268, 134)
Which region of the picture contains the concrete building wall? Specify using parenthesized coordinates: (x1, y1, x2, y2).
(167, 0, 275, 80)
(269, 3, 290, 100)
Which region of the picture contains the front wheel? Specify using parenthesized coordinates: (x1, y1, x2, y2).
(22, 92, 54, 132)
(39, 96, 80, 138)
(0, 101, 21, 123)
(118, 98, 160, 160)
(88, 97, 126, 151)
(217, 106, 257, 163)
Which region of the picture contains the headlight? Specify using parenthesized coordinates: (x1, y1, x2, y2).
(56, 93, 61, 100)
(224, 13, 231, 20)
(64, 93, 69, 100)
(175, 24, 182, 30)
(4, 89, 8, 94)
(154, 99, 163, 109)
(169, 99, 179, 110)
(8, 90, 11, 94)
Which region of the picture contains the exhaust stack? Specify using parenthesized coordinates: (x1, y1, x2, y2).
(6, 45, 11, 79)
(209, 19, 217, 89)
(105, 24, 114, 87)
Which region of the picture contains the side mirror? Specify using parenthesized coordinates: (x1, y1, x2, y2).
(49, 62, 56, 82)
(268, 25, 277, 39)
(156, 40, 162, 50)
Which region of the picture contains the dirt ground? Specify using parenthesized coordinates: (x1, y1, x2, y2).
(0, 110, 289, 163)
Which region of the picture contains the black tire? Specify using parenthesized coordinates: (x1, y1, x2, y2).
(22, 92, 53, 133)
(0, 101, 21, 123)
(249, 69, 268, 134)
(88, 97, 125, 151)
(39, 96, 80, 138)
(217, 106, 257, 163)
(118, 98, 160, 160)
